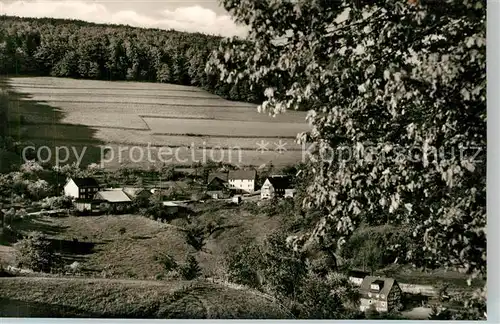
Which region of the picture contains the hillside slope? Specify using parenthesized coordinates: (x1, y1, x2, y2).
(0, 277, 292, 319)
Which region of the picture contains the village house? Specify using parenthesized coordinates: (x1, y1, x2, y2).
(73, 187, 148, 213)
(228, 169, 257, 193)
(94, 189, 132, 207)
(347, 269, 370, 286)
(359, 276, 403, 313)
(121, 187, 151, 200)
(64, 177, 100, 200)
(73, 199, 101, 213)
(206, 172, 230, 199)
(260, 175, 295, 200)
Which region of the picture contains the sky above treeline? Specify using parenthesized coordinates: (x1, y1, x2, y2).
(0, 0, 248, 37)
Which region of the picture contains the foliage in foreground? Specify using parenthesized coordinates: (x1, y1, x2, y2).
(225, 231, 360, 319)
(210, 0, 486, 318)
(14, 231, 61, 273)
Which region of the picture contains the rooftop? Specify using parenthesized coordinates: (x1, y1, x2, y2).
(71, 177, 99, 188)
(347, 270, 370, 278)
(95, 190, 132, 203)
(359, 276, 397, 299)
(208, 172, 229, 183)
(266, 175, 293, 189)
(228, 169, 256, 181)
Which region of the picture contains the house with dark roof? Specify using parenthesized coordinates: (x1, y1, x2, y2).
(359, 276, 403, 313)
(347, 269, 370, 286)
(228, 169, 257, 193)
(64, 177, 100, 200)
(121, 187, 151, 200)
(205, 172, 230, 199)
(260, 175, 295, 199)
(207, 172, 228, 185)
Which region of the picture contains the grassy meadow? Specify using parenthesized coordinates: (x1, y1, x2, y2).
(0, 277, 291, 318)
(6, 203, 283, 279)
(3, 76, 309, 169)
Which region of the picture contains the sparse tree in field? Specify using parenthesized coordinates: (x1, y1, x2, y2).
(179, 255, 201, 280)
(209, 0, 485, 317)
(184, 223, 206, 251)
(155, 252, 178, 273)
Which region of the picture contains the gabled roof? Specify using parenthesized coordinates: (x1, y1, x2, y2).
(121, 187, 149, 199)
(265, 175, 292, 190)
(228, 169, 256, 181)
(208, 172, 228, 183)
(70, 177, 99, 188)
(94, 190, 132, 203)
(348, 270, 370, 279)
(359, 276, 398, 299)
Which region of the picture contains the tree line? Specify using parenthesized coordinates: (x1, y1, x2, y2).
(0, 15, 266, 103)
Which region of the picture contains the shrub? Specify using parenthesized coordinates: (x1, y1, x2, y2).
(15, 231, 61, 273)
(40, 196, 73, 210)
(0, 225, 21, 244)
(341, 224, 412, 273)
(132, 194, 150, 209)
(225, 243, 263, 288)
(155, 253, 178, 273)
(260, 231, 308, 299)
(184, 224, 205, 251)
(292, 272, 361, 319)
(26, 179, 51, 201)
(179, 255, 201, 280)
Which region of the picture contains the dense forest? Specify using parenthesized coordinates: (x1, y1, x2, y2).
(0, 15, 266, 103)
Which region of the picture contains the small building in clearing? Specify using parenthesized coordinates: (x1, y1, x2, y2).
(206, 172, 230, 199)
(347, 269, 369, 286)
(64, 177, 100, 200)
(74, 199, 102, 213)
(94, 189, 132, 206)
(359, 276, 403, 313)
(260, 175, 294, 200)
(228, 169, 256, 193)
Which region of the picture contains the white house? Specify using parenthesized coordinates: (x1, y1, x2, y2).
(260, 175, 294, 199)
(64, 177, 100, 200)
(347, 270, 369, 286)
(228, 170, 257, 193)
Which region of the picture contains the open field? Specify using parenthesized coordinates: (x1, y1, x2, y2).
(0, 277, 290, 318)
(3, 77, 309, 168)
(143, 117, 305, 137)
(16, 125, 304, 150)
